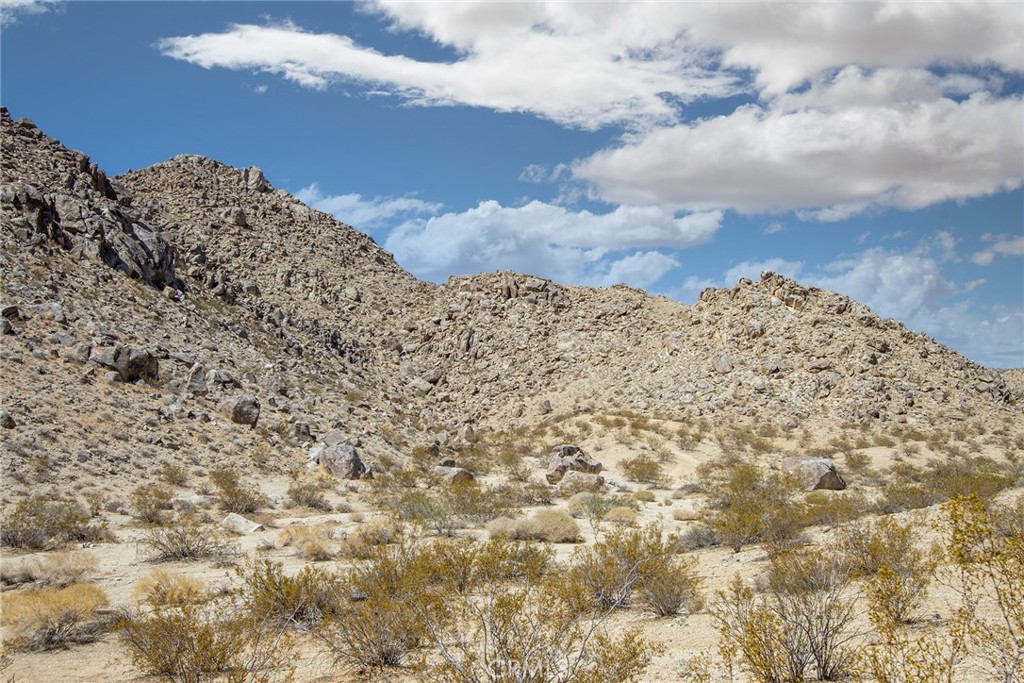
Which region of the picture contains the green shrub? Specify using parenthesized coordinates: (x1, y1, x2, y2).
(117, 601, 295, 683)
(238, 558, 344, 628)
(705, 462, 803, 553)
(285, 476, 332, 511)
(620, 453, 668, 485)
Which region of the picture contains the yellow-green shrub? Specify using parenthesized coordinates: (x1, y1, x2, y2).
(2, 583, 109, 650)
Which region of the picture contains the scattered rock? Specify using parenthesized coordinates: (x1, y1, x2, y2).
(432, 465, 474, 485)
(218, 396, 260, 428)
(314, 438, 366, 479)
(544, 445, 602, 485)
(221, 512, 264, 534)
(780, 457, 847, 491)
(0, 411, 16, 429)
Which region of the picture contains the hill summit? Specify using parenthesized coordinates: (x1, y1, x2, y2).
(0, 106, 1017, 487)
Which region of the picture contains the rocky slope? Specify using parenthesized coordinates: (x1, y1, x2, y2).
(1, 107, 1019, 490)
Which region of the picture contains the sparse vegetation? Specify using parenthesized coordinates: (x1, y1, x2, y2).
(2, 584, 110, 651)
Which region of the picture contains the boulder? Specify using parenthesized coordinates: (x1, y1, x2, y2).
(219, 396, 260, 428)
(316, 440, 366, 479)
(781, 457, 847, 491)
(186, 363, 208, 395)
(114, 347, 159, 382)
(221, 512, 264, 534)
(558, 471, 606, 493)
(432, 465, 474, 485)
(544, 445, 602, 485)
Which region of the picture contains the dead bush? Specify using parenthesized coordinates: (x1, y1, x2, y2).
(277, 524, 335, 561)
(33, 550, 99, 586)
(489, 510, 581, 543)
(140, 512, 237, 562)
(2, 583, 109, 650)
(132, 569, 207, 608)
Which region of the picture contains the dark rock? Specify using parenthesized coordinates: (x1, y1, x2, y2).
(219, 396, 260, 428)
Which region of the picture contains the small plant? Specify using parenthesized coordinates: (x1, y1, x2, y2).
(129, 483, 175, 525)
(132, 570, 208, 608)
(487, 510, 581, 543)
(140, 512, 237, 562)
(705, 462, 803, 553)
(277, 524, 335, 561)
(619, 453, 668, 486)
(637, 555, 704, 617)
(1, 495, 107, 549)
(2, 583, 109, 650)
(209, 468, 266, 514)
(117, 600, 295, 683)
(33, 550, 99, 586)
(159, 462, 190, 487)
(285, 475, 332, 511)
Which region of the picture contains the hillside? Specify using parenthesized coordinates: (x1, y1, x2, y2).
(2, 106, 1018, 492)
(3, 108, 1023, 683)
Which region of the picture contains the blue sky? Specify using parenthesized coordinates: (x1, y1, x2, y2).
(2, 1, 1022, 367)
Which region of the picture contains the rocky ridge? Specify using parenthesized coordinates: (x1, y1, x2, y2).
(1, 107, 1019, 489)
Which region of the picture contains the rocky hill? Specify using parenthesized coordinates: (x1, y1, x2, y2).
(1, 106, 1019, 490)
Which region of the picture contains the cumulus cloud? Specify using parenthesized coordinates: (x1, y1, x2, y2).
(383, 200, 720, 287)
(972, 233, 1024, 266)
(157, 6, 737, 130)
(682, 2, 1024, 94)
(1, 0, 57, 25)
(294, 183, 441, 230)
(575, 70, 1024, 216)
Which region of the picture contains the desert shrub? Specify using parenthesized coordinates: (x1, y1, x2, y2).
(634, 489, 656, 503)
(140, 512, 237, 562)
(320, 542, 432, 674)
(209, 467, 265, 514)
(446, 480, 523, 524)
(943, 495, 1024, 683)
(619, 453, 667, 485)
(801, 491, 868, 528)
(873, 482, 936, 514)
(129, 483, 175, 525)
(277, 524, 335, 561)
(239, 558, 344, 628)
(924, 457, 1014, 503)
(837, 516, 940, 613)
(604, 506, 638, 527)
(337, 518, 405, 559)
(418, 540, 662, 683)
(33, 550, 99, 586)
(132, 569, 207, 608)
(677, 523, 719, 551)
(564, 524, 684, 612)
(0, 495, 107, 549)
(714, 550, 856, 683)
(2, 583, 109, 650)
(844, 450, 872, 473)
(397, 490, 457, 536)
(705, 462, 803, 553)
(637, 555, 704, 617)
(117, 600, 295, 683)
(285, 476, 332, 511)
(159, 462, 190, 486)
(496, 510, 581, 543)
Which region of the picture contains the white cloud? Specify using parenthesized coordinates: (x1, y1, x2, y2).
(1, 0, 57, 25)
(157, 7, 738, 130)
(518, 164, 549, 184)
(682, 2, 1024, 94)
(294, 182, 441, 230)
(972, 233, 1024, 266)
(575, 70, 1024, 216)
(382, 200, 720, 287)
(763, 221, 784, 235)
